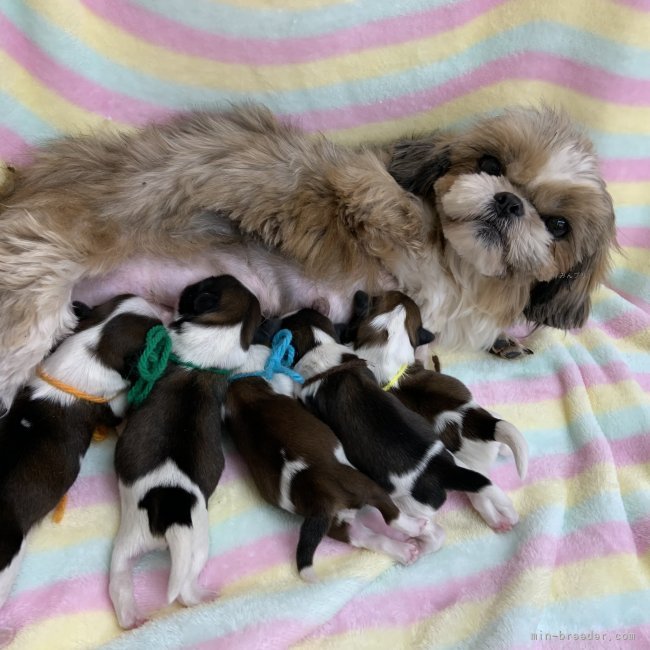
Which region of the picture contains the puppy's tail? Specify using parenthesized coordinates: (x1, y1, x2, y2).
(138, 486, 198, 604)
(296, 515, 331, 582)
(494, 420, 529, 480)
(0, 521, 27, 609)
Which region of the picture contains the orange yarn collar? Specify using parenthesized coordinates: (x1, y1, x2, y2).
(35, 365, 126, 404)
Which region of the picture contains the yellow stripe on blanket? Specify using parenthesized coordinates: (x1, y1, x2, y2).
(10, 612, 119, 650)
(295, 551, 650, 650)
(328, 82, 650, 145)
(27, 0, 650, 91)
(0, 52, 129, 133)
(609, 182, 650, 207)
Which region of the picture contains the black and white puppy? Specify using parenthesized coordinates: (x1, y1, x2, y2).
(109, 275, 258, 629)
(340, 290, 527, 529)
(225, 341, 430, 580)
(272, 309, 518, 550)
(0, 295, 161, 610)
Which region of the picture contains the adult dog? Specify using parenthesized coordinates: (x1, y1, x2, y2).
(0, 105, 615, 410)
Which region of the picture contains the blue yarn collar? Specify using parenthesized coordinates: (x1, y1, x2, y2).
(228, 329, 304, 385)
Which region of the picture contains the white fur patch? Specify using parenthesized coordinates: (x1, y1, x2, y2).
(532, 146, 599, 188)
(388, 440, 445, 504)
(294, 334, 351, 401)
(333, 444, 354, 468)
(109, 459, 209, 627)
(170, 322, 248, 370)
(354, 305, 415, 384)
(278, 453, 308, 513)
(29, 296, 154, 410)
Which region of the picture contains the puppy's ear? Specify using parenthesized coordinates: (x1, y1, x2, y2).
(524, 256, 602, 329)
(253, 317, 283, 346)
(352, 291, 371, 319)
(335, 322, 352, 344)
(240, 298, 262, 350)
(72, 301, 92, 321)
(388, 135, 451, 197)
(417, 327, 435, 346)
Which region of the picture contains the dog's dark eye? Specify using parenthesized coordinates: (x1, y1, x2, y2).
(478, 155, 503, 176)
(545, 217, 570, 239)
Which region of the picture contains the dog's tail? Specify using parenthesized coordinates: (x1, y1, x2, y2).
(494, 420, 529, 480)
(296, 515, 331, 582)
(461, 405, 528, 480)
(138, 486, 198, 604)
(0, 519, 26, 609)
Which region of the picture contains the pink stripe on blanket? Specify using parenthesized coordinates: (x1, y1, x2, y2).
(469, 359, 638, 405)
(0, 531, 348, 630)
(81, 0, 505, 65)
(494, 432, 650, 494)
(612, 0, 650, 11)
(595, 308, 650, 339)
(246, 518, 650, 640)
(295, 52, 650, 132)
(606, 285, 650, 314)
(602, 158, 650, 182)
(0, 14, 169, 124)
(617, 226, 650, 249)
(0, 126, 32, 165)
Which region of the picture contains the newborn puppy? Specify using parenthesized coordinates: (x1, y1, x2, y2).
(110, 275, 258, 629)
(340, 290, 528, 528)
(225, 338, 429, 580)
(274, 309, 518, 552)
(0, 295, 161, 610)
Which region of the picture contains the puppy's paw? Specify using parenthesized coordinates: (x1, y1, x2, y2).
(390, 513, 431, 538)
(178, 582, 216, 607)
(393, 539, 420, 565)
(490, 336, 533, 359)
(469, 485, 519, 531)
(416, 522, 445, 555)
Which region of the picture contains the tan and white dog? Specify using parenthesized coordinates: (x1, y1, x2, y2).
(0, 105, 616, 411)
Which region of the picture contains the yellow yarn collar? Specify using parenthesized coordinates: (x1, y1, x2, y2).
(382, 363, 409, 391)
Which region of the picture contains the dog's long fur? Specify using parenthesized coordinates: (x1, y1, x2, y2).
(0, 105, 616, 410)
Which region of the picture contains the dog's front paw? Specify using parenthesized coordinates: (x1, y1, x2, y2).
(490, 336, 533, 359)
(468, 485, 518, 531)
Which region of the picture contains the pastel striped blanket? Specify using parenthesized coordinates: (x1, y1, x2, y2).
(0, 0, 649, 648)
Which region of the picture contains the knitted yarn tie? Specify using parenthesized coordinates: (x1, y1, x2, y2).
(127, 325, 172, 407)
(228, 329, 304, 384)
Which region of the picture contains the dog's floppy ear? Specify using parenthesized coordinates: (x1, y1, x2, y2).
(72, 301, 92, 321)
(524, 257, 600, 329)
(388, 135, 451, 197)
(253, 317, 283, 346)
(417, 326, 435, 346)
(352, 291, 371, 319)
(338, 290, 372, 345)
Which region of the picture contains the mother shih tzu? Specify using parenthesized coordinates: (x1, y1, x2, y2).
(0, 105, 615, 410)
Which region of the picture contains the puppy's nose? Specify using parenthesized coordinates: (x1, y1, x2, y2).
(494, 192, 524, 218)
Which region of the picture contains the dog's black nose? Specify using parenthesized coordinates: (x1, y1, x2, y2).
(494, 192, 524, 218)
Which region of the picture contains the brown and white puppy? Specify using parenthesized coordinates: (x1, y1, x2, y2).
(340, 290, 528, 528)
(0, 295, 161, 610)
(269, 309, 518, 550)
(0, 105, 615, 410)
(225, 342, 430, 580)
(109, 275, 258, 629)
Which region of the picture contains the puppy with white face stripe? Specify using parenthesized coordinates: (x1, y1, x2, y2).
(0, 295, 161, 611)
(265, 309, 511, 552)
(109, 275, 258, 629)
(340, 290, 528, 530)
(225, 330, 432, 580)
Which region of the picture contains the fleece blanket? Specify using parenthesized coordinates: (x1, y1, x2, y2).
(0, 0, 649, 648)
